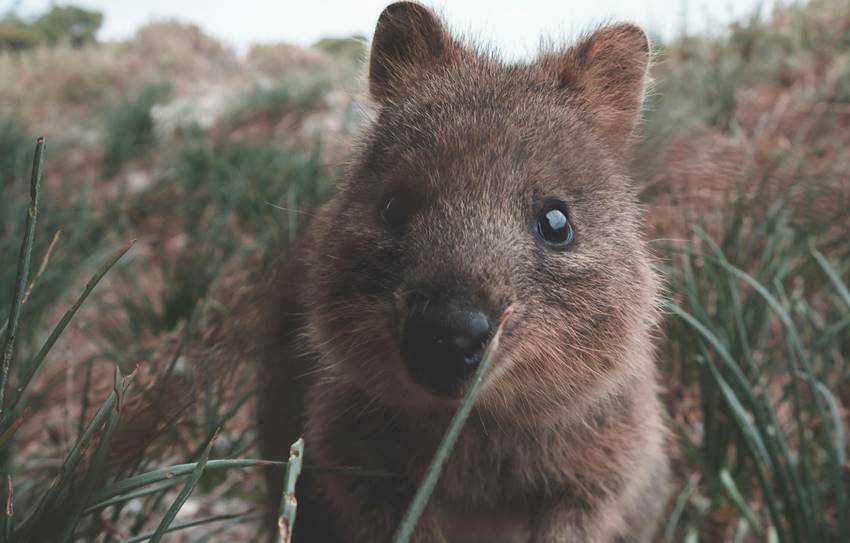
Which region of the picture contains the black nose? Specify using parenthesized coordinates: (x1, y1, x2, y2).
(401, 299, 493, 397)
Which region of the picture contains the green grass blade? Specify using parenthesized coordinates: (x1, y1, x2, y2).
(118, 511, 260, 543)
(0, 230, 60, 340)
(720, 468, 764, 536)
(277, 437, 304, 543)
(713, 256, 846, 539)
(3, 476, 13, 543)
(0, 409, 28, 451)
(813, 379, 848, 539)
(0, 239, 135, 432)
(82, 479, 183, 516)
(812, 382, 846, 465)
(393, 308, 512, 543)
(667, 301, 790, 540)
(663, 477, 698, 543)
(148, 429, 219, 543)
(90, 459, 283, 505)
(810, 244, 850, 308)
(90, 457, 394, 509)
(18, 378, 118, 535)
(58, 367, 128, 543)
(0, 138, 44, 415)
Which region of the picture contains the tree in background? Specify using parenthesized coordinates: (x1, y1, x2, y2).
(0, 4, 102, 51)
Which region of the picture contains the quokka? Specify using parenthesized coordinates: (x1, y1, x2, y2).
(256, 2, 670, 541)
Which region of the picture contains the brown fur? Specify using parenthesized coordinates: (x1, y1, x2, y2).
(257, 3, 669, 541)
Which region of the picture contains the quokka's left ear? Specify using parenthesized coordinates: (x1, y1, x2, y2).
(539, 24, 651, 155)
(368, 2, 461, 104)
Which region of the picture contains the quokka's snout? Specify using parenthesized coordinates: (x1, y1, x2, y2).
(400, 290, 495, 397)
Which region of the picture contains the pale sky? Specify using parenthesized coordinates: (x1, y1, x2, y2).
(15, 0, 780, 57)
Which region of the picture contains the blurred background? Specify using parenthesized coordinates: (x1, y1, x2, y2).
(0, 1, 848, 542)
(11, 0, 778, 55)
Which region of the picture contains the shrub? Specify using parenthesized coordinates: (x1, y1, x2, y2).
(30, 5, 103, 47)
(0, 5, 102, 51)
(101, 83, 170, 177)
(225, 68, 333, 128)
(0, 20, 41, 52)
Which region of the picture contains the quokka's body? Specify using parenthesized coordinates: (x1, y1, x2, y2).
(256, 2, 670, 541)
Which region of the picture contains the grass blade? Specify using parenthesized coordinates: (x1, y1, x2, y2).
(0, 409, 28, 451)
(277, 437, 304, 543)
(58, 366, 129, 543)
(82, 479, 183, 516)
(148, 429, 219, 543)
(17, 377, 118, 536)
(119, 511, 259, 543)
(90, 459, 284, 505)
(664, 477, 698, 542)
(0, 230, 60, 340)
(90, 459, 395, 510)
(0, 138, 44, 415)
(810, 244, 850, 309)
(393, 307, 512, 543)
(667, 301, 789, 539)
(3, 476, 13, 543)
(720, 468, 764, 536)
(0, 239, 135, 432)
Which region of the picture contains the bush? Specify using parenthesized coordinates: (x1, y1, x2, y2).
(101, 84, 170, 177)
(0, 20, 41, 52)
(313, 35, 367, 64)
(226, 68, 333, 128)
(0, 5, 102, 51)
(660, 203, 849, 542)
(31, 5, 103, 47)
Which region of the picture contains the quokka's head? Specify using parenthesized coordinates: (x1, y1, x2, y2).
(304, 2, 660, 413)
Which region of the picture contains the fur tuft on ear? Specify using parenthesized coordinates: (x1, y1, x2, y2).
(540, 24, 651, 154)
(368, 2, 458, 103)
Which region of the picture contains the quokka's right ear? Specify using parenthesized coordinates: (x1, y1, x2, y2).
(369, 2, 458, 103)
(539, 24, 651, 156)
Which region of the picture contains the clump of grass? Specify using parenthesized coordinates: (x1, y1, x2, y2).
(2, 1, 848, 541)
(225, 68, 333, 129)
(0, 139, 133, 540)
(0, 138, 44, 420)
(0, 139, 277, 542)
(88, 135, 331, 361)
(101, 83, 170, 177)
(636, 3, 850, 541)
(658, 177, 849, 542)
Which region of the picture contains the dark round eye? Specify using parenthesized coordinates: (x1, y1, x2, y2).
(536, 203, 574, 247)
(381, 197, 406, 230)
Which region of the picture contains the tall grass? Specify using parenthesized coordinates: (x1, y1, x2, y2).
(658, 188, 848, 542)
(1, 91, 336, 540)
(101, 83, 170, 177)
(0, 139, 317, 541)
(0, 1, 847, 541)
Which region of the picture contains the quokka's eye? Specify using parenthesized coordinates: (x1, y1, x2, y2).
(536, 201, 574, 247)
(381, 197, 406, 230)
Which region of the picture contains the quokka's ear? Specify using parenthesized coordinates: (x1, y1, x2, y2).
(369, 2, 457, 103)
(540, 24, 651, 154)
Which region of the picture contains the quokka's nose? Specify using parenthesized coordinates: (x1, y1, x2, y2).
(401, 297, 494, 397)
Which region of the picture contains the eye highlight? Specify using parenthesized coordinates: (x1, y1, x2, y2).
(536, 201, 574, 247)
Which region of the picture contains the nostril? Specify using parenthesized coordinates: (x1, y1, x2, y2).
(401, 300, 494, 396)
(453, 313, 491, 359)
(464, 313, 492, 347)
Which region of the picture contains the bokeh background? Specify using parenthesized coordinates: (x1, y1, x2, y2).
(0, 1, 848, 541)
